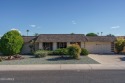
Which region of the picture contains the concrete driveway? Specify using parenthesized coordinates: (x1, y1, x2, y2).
(88, 54, 125, 65)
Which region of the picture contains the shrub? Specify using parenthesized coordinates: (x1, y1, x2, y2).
(0, 57, 2, 62)
(34, 50, 48, 58)
(81, 48, 89, 56)
(47, 51, 53, 55)
(0, 30, 24, 56)
(115, 38, 125, 54)
(53, 48, 68, 55)
(67, 44, 81, 59)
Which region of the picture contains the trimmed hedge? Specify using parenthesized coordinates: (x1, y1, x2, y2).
(34, 50, 48, 58)
(81, 48, 89, 56)
(53, 48, 68, 55)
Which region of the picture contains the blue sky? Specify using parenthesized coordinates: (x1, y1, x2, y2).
(0, 0, 125, 36)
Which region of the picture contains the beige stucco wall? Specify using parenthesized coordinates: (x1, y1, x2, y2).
(21, 43, 31, 54)
(35, 42, 39, 51)
(85, 42, 113, 54)
(21, 42, 39, 54)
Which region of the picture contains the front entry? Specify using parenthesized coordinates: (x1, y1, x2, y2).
(43, 42, 53, 50)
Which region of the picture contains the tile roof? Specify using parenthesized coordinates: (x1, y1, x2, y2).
(22, 35, 117, 43)
(85, 36, 116, 42)
(35, 34, 86, 42)
(22, 36, 37, 43)
(116, 36, 125, 39)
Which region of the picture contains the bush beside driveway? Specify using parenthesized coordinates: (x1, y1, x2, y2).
(0, 55, 99, 65)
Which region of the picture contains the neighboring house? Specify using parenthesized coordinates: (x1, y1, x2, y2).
(21, 34, 116, 54)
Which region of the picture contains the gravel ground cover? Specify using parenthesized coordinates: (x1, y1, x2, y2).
(0, 55, 99, 65)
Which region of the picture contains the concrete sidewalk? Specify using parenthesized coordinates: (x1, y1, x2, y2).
(0, 64, 125, 71)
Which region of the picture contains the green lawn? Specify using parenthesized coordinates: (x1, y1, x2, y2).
(0, 55, 99, 65)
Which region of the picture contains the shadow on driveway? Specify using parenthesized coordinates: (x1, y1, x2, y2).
(119, 57, 125, 61)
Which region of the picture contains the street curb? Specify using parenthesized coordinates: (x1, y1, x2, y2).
(0, 64, 125, 71)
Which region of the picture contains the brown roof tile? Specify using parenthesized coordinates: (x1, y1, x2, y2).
(36, 34, 86, 42)
(22, 35, 117, 43)
(85, 36, 116, 42)
(22, 36, 37, 43)
(116, 36, 125, 39)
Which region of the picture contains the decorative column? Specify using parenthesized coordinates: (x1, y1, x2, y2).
(81, 42, 85, 48)
(53, 42, 57, 50)
(39, 42, 43, 49)
(67, 42, 70, 47)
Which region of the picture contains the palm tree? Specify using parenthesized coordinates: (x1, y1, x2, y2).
(26, 30, 29, 36)
(101, 32, 103, 36)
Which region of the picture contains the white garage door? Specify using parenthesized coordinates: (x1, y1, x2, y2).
(85, 42, 112, 54)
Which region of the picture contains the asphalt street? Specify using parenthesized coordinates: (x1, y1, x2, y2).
(0, 70, 125, 83)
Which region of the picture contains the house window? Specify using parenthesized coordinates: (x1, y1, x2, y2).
(57, 42, 67, 48)
(43, 42, 53, 50)
(70, 42, 81, 47)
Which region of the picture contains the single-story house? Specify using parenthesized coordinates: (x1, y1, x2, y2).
(21, 34, 116, 54)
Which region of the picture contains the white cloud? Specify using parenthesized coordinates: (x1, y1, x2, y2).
(29, 24, 40, 29)
(29, 25, 36, 28)
(11, 28, 21, 34)
(111, 26, 120, 29)
(72, 20, 76, 25)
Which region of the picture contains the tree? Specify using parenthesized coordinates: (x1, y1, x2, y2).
(107, 34, 115, 36)
(86, 33, 98, 36)
(0, 30, 24, 58)
(101, 32, 103, 36)
(26, 30, 29, 36)
(70, 33, 75, 34)
(115, 37, 125, 54)
(34, 33, 39, 36)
